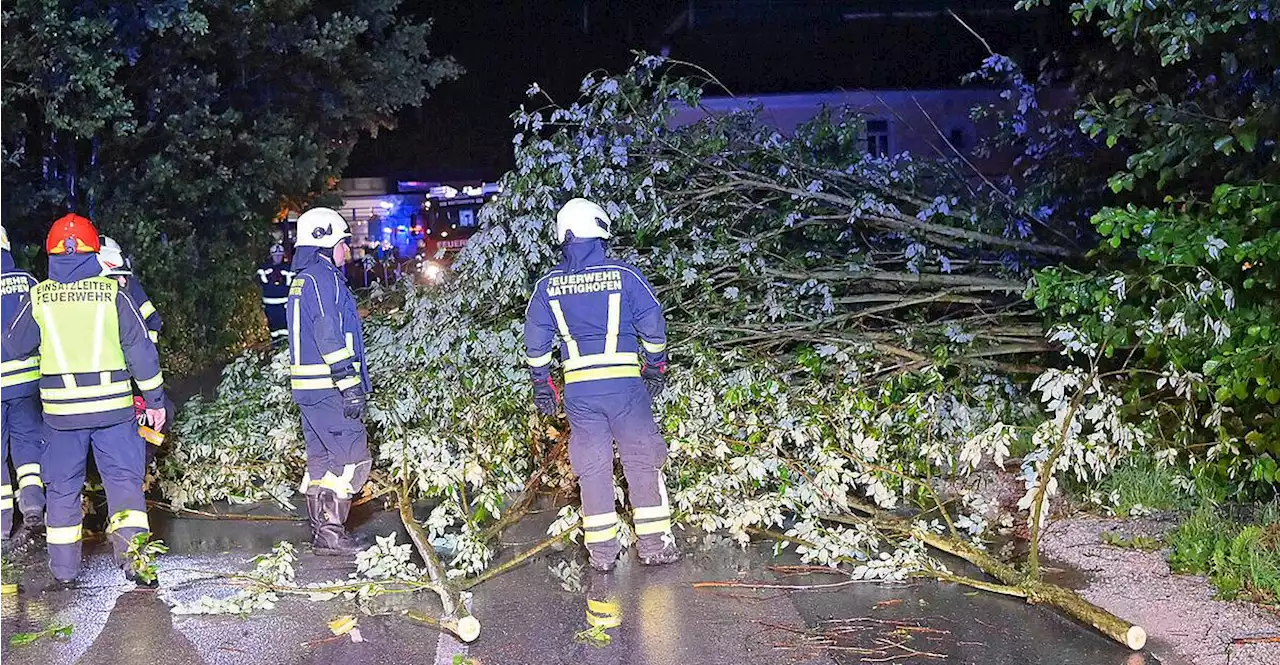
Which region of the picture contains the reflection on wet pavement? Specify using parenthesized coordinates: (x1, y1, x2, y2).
(1, 507, 1157, 665)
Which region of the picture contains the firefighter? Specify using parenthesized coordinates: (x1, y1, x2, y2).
(524, 198, 679, 572)
(98, 236, 172, 462)
(5, 214, 167, 586)
(257, 242, 294, 348)
(287, 207, 371, 555)
(98, 236, 162, 343)
(1, 225, 47, 550)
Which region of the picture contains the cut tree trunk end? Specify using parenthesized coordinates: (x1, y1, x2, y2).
(394, 485, 480, 643)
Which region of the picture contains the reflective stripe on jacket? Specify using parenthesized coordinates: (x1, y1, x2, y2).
(258, 261, 295, 305)
(286, 247, 369, 404)
(2, 249, 40, 397)
(7, 254, 165, 430)
(524, 240, 666, 396)
(123, 277, 162, 343)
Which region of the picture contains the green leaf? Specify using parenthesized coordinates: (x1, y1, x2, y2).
(1213, 136, 1235, 153)
(1236, 129, 1257, 153)
(9, 633, 40, 647)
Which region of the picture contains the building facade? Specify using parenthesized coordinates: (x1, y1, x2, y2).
(670, 88, 1017, 174)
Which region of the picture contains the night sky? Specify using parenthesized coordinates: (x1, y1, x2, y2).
(347, 0, 1077, 179)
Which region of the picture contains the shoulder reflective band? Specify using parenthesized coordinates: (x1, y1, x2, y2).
(139, 301, 156, 318)
(547, 300, 580, 358)
(527, 352, 553, 368)
(642, 340, 667, 354)
(37, 303, 71, 369)
(106, 509, 150, 533)
(47, 524, 83, 544)
(604, 293, 621, 355)
(291, 298, 302, 365)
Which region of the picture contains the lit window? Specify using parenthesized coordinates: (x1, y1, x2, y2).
(865, 119, 890, 157)
(459, 209, 476, 228)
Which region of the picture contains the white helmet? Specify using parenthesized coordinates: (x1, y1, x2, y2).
(0, 224, 9, 252)
(295, 207, 351, 248)
(98, 236, 132, 276)
(556, 198, 612, 244)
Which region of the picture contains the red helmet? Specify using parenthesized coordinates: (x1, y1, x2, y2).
(46, 213, 101, 255)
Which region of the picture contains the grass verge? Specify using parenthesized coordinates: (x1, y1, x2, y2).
(1167, 503, 1280, 607)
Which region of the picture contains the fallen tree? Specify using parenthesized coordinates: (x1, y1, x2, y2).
(161, 56, 1150, 649)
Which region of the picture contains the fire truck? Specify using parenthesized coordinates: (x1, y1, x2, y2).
(414, 182, 499, 282)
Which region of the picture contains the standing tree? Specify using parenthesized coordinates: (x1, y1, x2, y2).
(1018, 1, 1280, 498)
(1, 0, 461, 372)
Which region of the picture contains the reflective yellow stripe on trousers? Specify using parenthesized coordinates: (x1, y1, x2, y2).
(107, 509, 150, 533)
(582, 511, 619, 544)
(47, 524, 83, 544)
(17, 462, 43, 489)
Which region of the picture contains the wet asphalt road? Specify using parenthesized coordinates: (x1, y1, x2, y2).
(1, 505, 1160, 665)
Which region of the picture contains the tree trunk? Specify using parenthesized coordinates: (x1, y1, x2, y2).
(819, 513, 1146, 651)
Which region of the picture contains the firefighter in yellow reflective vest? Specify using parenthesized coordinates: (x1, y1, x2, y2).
(5, 214, 167, 586)
(2, 224, 47, 550)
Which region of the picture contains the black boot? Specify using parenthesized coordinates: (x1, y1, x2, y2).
(639, 542, 681, 567)
(311, 489, 363, 556)
(22, 511, 45, 530)
(305, 491, 323, 533)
